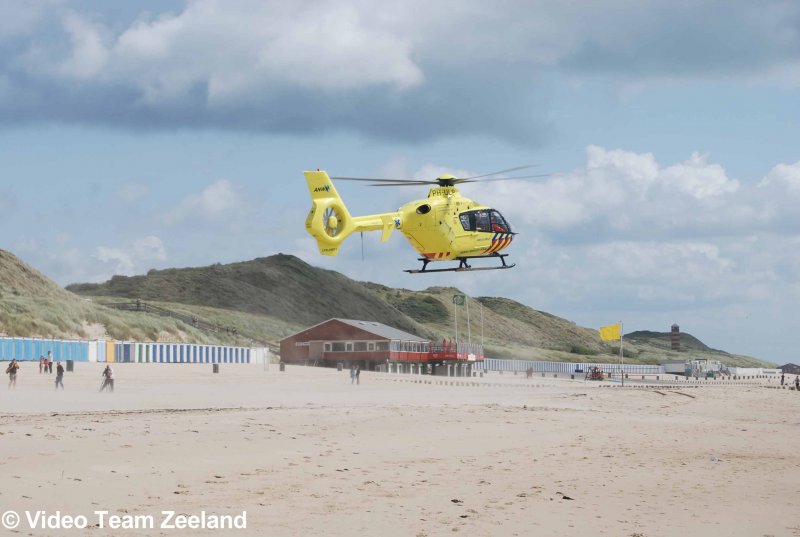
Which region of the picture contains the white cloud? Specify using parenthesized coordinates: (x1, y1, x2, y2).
(3, 1, 799, 141)
(661, 152, 739, 199)
(460, 146, 748, 237)
(163, 179, 241, 225)
(95, 235, 167, 275)
(760, 160, 800, 191)
(586, 145, 659, 190)
(34, 1, 423, 104)
(133, 235, 167, 260)
(56, 12, 110, 80)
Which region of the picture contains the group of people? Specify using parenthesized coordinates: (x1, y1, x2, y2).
(779, 373, 799, 391)
(6, 359, 114, 392)
(39, 353, 54, 373)
(7, 357, 66, 389)
(38, 352, 65, 388)
(350, 365, 361, 385)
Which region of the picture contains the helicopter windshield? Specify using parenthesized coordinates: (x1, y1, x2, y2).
(459, 210, 511, 233)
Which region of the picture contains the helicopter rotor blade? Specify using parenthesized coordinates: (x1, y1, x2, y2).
(331, 167, 556, 186)
(457, 173, 559, 184)
(459, 165, 539, 181)
(331, 176, 430, 184)
(366, 182, 433, 187)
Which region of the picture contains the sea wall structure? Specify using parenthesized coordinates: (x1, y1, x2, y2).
(477, 358, 663, 375)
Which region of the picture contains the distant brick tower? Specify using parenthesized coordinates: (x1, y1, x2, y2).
(671, 323, 680, 350)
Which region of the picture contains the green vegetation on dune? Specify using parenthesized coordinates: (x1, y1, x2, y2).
(68, 254, 427, 336)
(387, 294, 450, 324)
(2, 249, 775, 367)
(1, 251, 243, 345)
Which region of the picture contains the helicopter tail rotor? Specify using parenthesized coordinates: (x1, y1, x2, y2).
(304, 170, 405, 256)
(304, 171, 355, 256)
(322, 206, 344, 238)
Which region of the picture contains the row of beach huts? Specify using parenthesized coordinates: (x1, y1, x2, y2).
(0, 335, 270, 364)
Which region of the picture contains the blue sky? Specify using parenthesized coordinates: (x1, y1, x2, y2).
(1, 0, 799, 363)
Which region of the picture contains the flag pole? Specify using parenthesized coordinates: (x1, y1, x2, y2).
(620, 320, 624, 387)
(454, 298, 458, 345)
(466, 295, 471, 344)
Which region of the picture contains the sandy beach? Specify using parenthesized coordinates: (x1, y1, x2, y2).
(1, 363, 798, 537)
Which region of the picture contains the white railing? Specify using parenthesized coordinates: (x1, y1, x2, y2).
(475, 358, 663, 375)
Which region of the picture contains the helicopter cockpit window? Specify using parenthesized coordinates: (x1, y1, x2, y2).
(459, 210, 511, 233)
(489, 210, 510, 233)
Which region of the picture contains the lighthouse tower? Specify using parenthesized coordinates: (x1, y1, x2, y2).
(671, 323, 680, 351)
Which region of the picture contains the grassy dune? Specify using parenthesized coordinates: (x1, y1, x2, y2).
(2, 249, 775, 367)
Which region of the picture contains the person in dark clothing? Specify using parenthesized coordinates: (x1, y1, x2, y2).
(55, 362, 65, 390)
(356, 366, 361, 385)
(6, 359, 19, 389)
(100, 365, 114, 392)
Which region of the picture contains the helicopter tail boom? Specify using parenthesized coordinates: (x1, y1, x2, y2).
(304, 170, 400, 256)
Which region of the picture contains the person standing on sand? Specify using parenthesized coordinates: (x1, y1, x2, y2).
(55, 362, 65, 390)
(350, 365, 356, 385)
(356, 366, 361, 385)
(781, 373, 785, 386)
(795, 376, 799, 391)
(47, 351, 53, 374)
(6, 359, 19, 389)
(100, 365, 114, 392)
(39, 355, 44, 374)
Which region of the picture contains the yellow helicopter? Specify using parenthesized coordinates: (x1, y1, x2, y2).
(304, 167, 549, 273)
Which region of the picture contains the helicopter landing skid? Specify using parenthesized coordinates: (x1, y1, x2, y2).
(404, 254, 515, 274)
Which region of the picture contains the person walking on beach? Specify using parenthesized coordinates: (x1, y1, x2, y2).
(100, 364, 114, 392)
(781, 373, 785, 386)
(795, 375, 799, 391)
(55, 362, 65, 390)
(47, 351, 53, 374)
(356, 366, 361, 385)
(350, 365, 356, 385)
(6, 359, 19, 389)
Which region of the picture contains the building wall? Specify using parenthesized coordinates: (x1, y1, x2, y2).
(323, 350, 390, 364)
(280, 319, 392, 362)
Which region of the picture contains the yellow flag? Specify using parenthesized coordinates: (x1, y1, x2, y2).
(599, 323, 621, 341)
